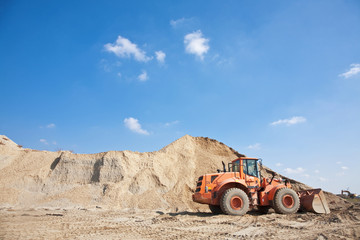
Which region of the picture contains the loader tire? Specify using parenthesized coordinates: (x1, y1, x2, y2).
(273, 188, 300, 214)
(220, 188, 249, 216)
(209, 204, 223, 214)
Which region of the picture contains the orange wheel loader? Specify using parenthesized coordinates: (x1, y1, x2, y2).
(192, 157, 330, 215)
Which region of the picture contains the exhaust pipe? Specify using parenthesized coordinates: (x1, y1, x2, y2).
(297, 188, 330, 214)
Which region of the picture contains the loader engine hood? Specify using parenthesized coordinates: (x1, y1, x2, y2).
(192, 173, 219, 204)
(192, 172, 240, 204)
(194, 174, 216, 191)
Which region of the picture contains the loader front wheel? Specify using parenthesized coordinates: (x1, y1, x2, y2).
(273, 188, 300, 214)
(209, 204, 223, 214)
(220, 188, 249, 216)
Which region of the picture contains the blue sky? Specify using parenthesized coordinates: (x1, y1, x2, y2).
(1, 0, 360, 194)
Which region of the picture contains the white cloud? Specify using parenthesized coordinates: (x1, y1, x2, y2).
(318, 177, 327, 182)
(184, 30, 209, 60)
(170, 18, 185, 28)
(104, 36, 151, 62)
(100, 59, 111, 72)
(339, 63, 360, 79)
(275, 163, 283, 167)
(40, 123, 56, 129)
(46, 123, 56, 128)
(270, 116, 307, 126)
(124, 117, 149, 135)
(117, 72, 122, 78)
(247, 143, 261, 150)
(138, 70, 148, 81)
(314, 169, 320, 174)
(336, 166, 348, 176)
(284, 167, 306, 174)
(155, 51, 166, 63)
(99, 59, 122, 73)
(165, 120, 180, 127)
(336, 161, 342, 165)
(40, 139, 57, 145)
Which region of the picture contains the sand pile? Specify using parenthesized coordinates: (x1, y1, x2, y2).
(0, 135, 349, 211)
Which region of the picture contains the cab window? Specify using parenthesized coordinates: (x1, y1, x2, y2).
(231, 160, 240, 172)
(243, 159, 258, 178)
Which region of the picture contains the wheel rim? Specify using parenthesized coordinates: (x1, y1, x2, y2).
(230, 196, 243, 210)
(282, 194, 294, 208)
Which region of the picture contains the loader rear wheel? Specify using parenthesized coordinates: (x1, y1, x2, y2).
(209, 204, 223, 214)
(273, 188, 300, 214)
(220, 188, 249, 216)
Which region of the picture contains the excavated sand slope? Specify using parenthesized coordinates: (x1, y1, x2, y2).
(0, 135, 349, 211)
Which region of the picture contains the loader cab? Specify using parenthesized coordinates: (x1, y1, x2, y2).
(243, 159, 259, 178)
(229, 158, 260, 179)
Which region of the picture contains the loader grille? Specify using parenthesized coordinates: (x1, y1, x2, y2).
(195, 176, 204, 193)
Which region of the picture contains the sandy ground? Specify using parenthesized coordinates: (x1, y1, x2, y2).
(1, 204, 359, 240)
(1, 135, 359, 239)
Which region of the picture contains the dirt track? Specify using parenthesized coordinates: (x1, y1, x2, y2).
(1, 204, 359, 240)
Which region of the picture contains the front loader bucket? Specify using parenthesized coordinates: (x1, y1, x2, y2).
(297, 188, 330, 214)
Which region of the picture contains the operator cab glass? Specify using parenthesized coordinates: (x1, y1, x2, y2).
(231, 160, 240, 172)
(243, 159, 259, 178)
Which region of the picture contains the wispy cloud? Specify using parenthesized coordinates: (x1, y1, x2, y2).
(276, 163, 283, 167)
(124, 117, 149, 135)
(247, 143, 261, 150)
(165, 120, 180, 127)
(40, 123, 56, 129)
(270, 116, 306, 126)
(99, 59, 122, 73)
(104, 36, 151, 62)
(318, 177, 327, 182)
(138, 70, 148, 81)
(46, 123, 56, 128)
(284, 167, 305, 174)
(155, 51, 166, 63)
(170, 18, 185, 28)
(99, 59, 111, 72)
(339, 63, 360, 79)
(184, 30, 209, 60)
(212, 54, 233, 66)
(336, 165, 349, 176)
(40, 139, 57, 145)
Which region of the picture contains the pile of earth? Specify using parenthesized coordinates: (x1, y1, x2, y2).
(0, 135, 351, 211)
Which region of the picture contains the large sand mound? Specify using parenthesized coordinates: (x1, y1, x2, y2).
(0, 135, 350, 211)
